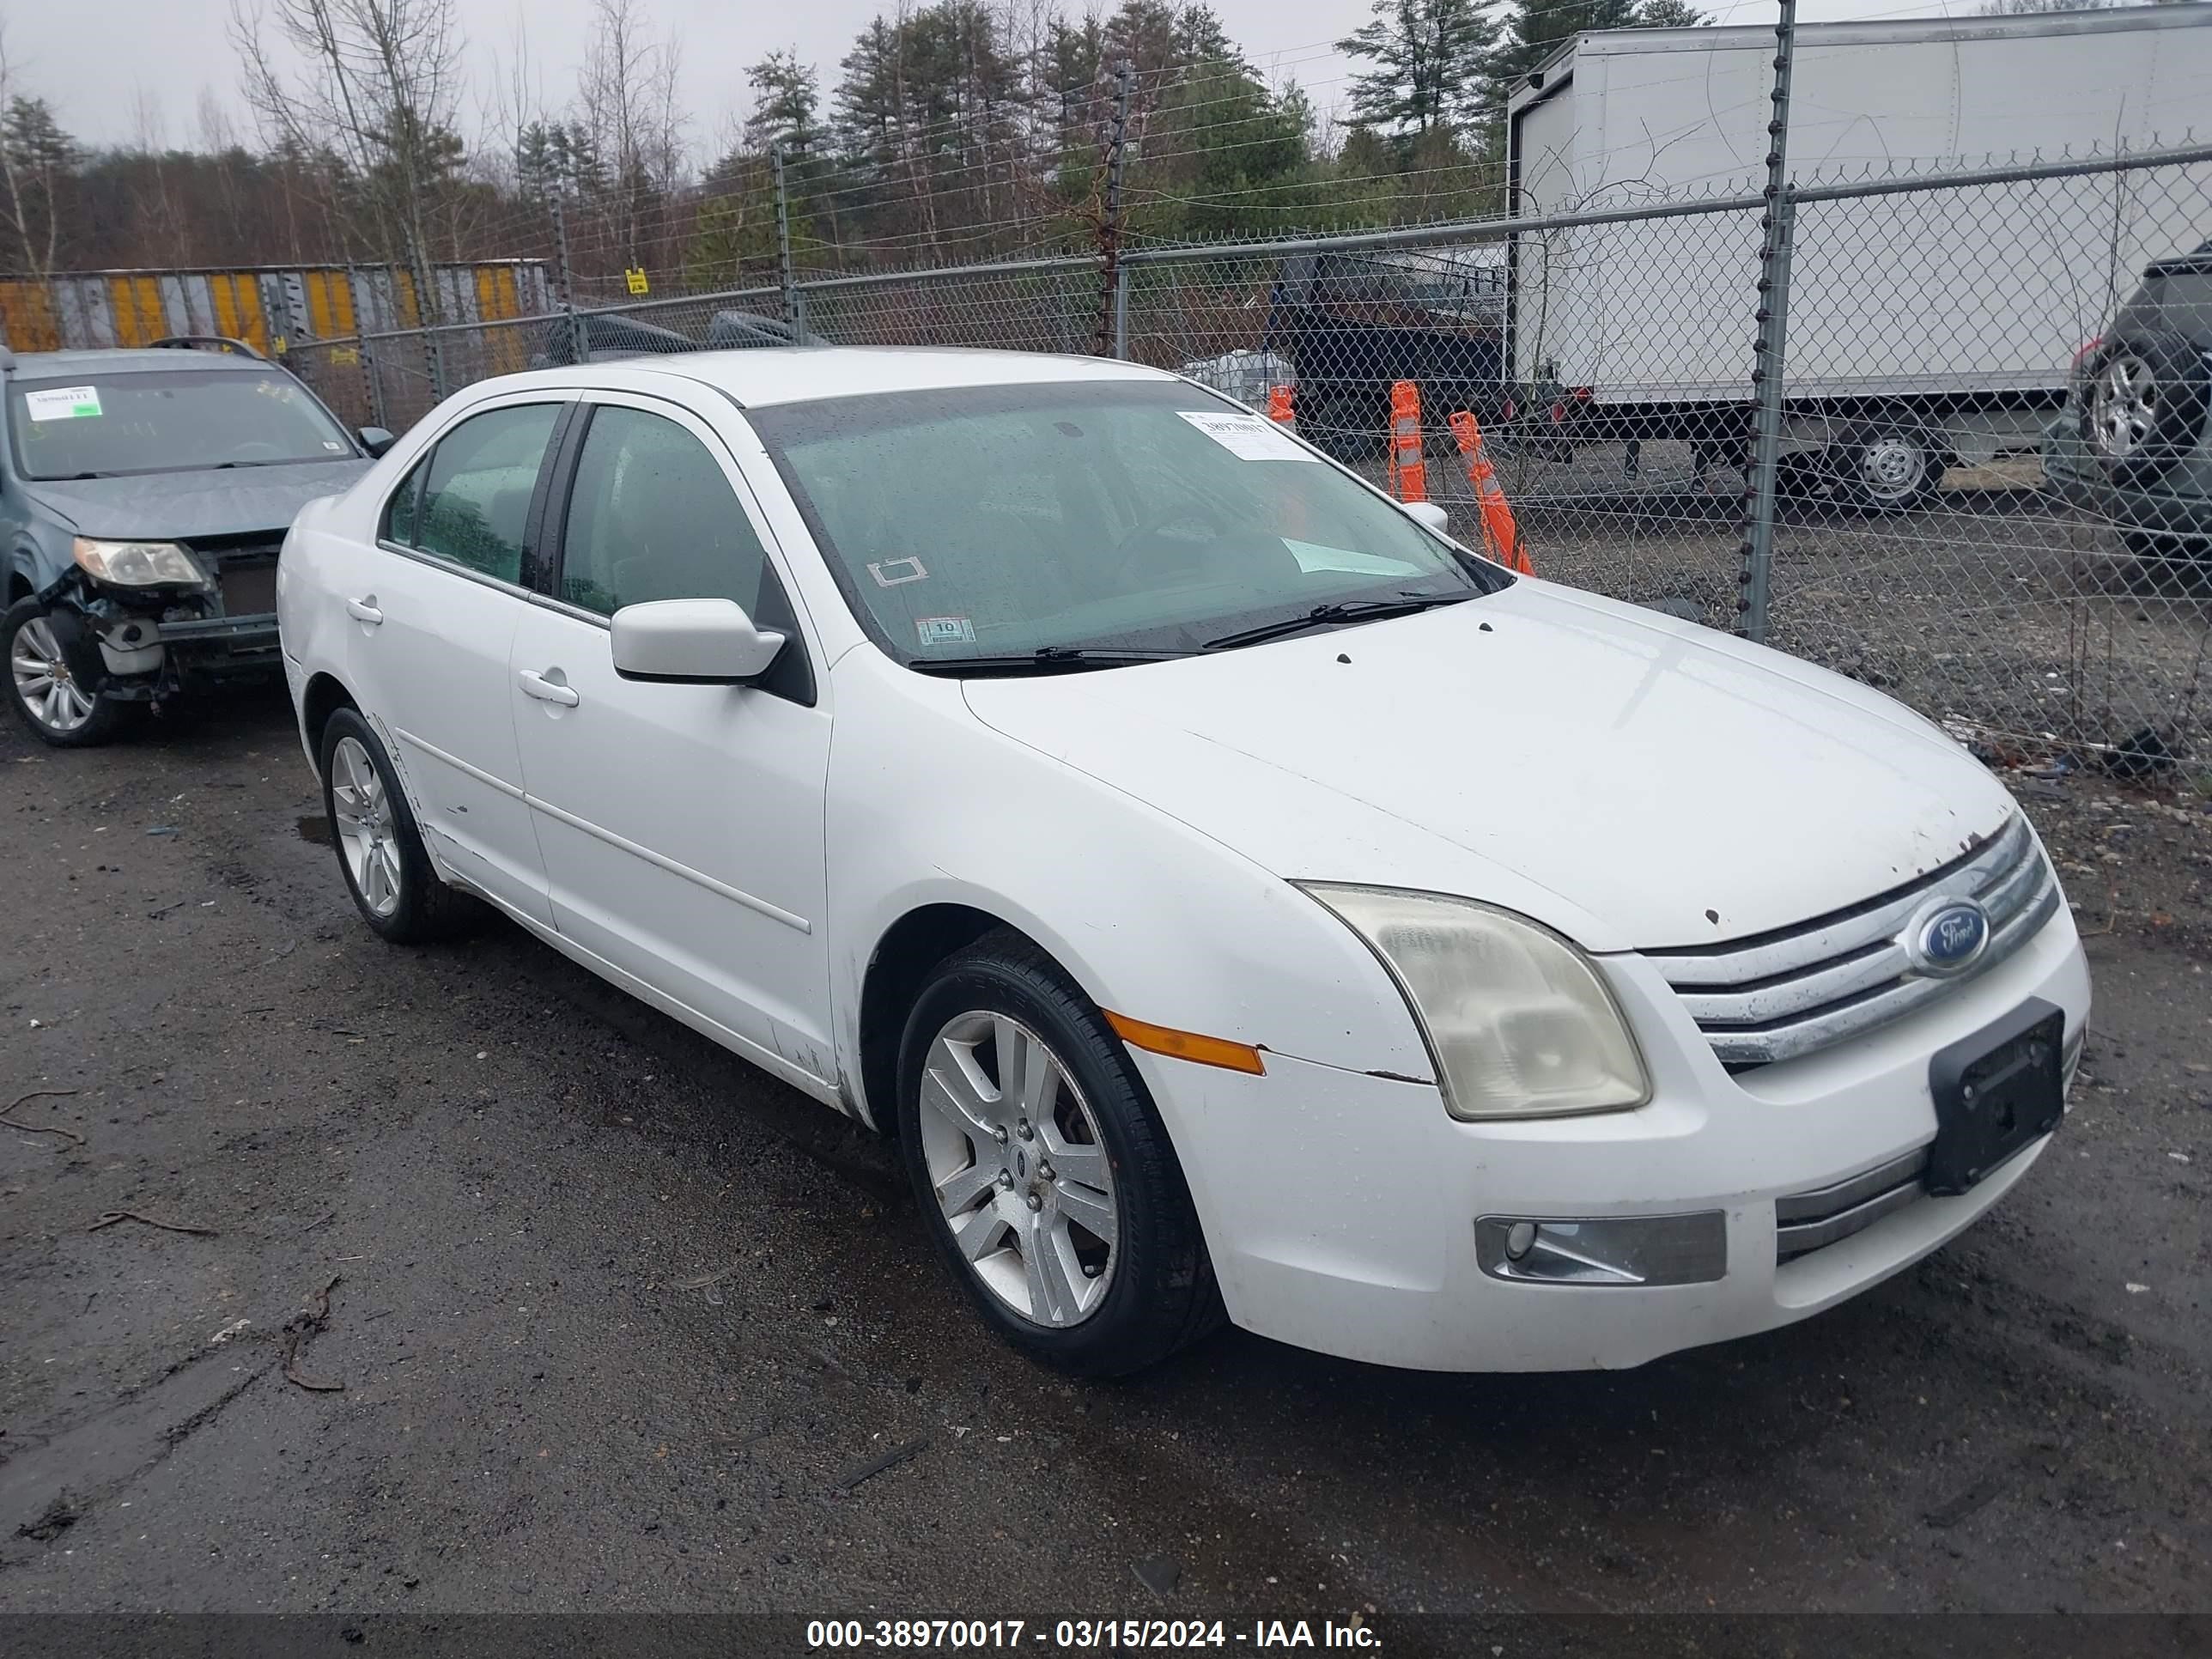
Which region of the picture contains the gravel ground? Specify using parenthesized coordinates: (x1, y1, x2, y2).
(1, 687, 2208, 1645)
(1419, 442, 2212, 769)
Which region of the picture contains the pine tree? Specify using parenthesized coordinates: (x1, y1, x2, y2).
(1484, 0, 1637, 127)
(1336, 0, 1498, 150)
(744, 51, 821, 159)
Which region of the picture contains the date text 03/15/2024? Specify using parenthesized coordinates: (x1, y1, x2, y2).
(804, 1619, 1380, 1649)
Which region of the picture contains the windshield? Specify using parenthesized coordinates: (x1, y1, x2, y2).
(747, 380, 1510, 665)
(5, 368, 356, 481)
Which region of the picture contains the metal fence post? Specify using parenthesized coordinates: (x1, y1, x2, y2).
(1735, 0, 1797, 644)
(773, 143, 802, 337)
(551, 191, 587, 364)
(346, 266, 388, 431)
(1096, 61, 1133, 359)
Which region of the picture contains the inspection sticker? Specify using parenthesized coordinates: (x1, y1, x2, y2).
(25, 385, 102, 422)
(916, 616, 975, 647)
(1176, 409, 1315, 462)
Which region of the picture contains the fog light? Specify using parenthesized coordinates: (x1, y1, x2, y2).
(1475, 1212, 1727, 1286)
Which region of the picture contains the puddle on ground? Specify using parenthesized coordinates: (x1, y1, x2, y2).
(296, 815, 332, 847)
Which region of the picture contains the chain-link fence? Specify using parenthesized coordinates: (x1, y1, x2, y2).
(283, 143, 2212, 772)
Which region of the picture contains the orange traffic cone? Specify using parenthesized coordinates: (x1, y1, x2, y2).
(1386, 380, 1425, 503)
(1266, 384, 1295, 427)
(1447, 410, 1532, 574)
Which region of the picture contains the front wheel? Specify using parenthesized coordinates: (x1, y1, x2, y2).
(896, 932, 1224, 1376)
(3, 598, 136, 747)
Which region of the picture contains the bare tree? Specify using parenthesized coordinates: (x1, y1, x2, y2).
(575, 0, 689, 279)
(229, 0, 464, 314)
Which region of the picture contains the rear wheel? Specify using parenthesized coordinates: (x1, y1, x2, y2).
(2087, 331, 2210, 487)
(319, 707, 480, 943)
(3, 598, 135, 748)
(896, 931, 1223, 1376)
(1826, 421, 1944, 514)
(2120, 528, 2212, 565)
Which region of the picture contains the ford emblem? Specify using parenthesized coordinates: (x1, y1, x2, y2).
(1905, 898, 1990, 975)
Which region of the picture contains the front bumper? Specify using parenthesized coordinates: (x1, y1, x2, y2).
(1137, 901, 2091, 1372)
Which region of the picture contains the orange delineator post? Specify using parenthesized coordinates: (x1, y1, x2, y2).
(1448, 410, 1534, 574)
(1266, 384, 1295, 426)
(1386, 380, 1425, 503)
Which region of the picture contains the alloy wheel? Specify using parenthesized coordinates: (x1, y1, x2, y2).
(330, 734, 404, 918)
(9, 614, 94, 733)
(2090, 353, 2157, 460)
(916, 1010, 1119, 1328)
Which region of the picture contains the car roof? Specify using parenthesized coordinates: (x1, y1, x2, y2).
(5, 347, 276, 379)
(516, 345, 1182, 409)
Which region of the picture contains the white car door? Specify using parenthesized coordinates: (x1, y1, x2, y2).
(349, 393, 572, 927)
(506, 391, 836, 1091)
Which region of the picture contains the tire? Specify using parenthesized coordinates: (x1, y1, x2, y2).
(318, 707, 480, 943)
(3, 597, 137, 748)
(895, 930, 1224, 1376)
(2086, 330, 2210, 488)
(1301, 390, 1382, 464)
(1825, 420, 1944, 514)
(2121, 528, 2212, 565)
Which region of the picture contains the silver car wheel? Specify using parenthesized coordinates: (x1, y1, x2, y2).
(2090, 353, 2157, 459)
(1855, 433, 1930, 504)
(917, 1010, 1119, 1328)
(9, 614, 95, 733)
(330, 734, 404, 919)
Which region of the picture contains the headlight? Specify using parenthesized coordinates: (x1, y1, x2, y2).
(1301, 884, 1650, 1121)
(71, 538, 208, 588)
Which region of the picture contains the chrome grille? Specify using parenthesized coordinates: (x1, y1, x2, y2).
(1644, 816, 2061, 1068)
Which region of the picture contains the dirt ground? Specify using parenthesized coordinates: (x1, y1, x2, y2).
(1, 686, 2208, 1648)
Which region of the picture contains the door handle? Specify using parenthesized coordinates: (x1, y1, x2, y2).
(518, 668, 580, 708)
(344, 596, 384, 625)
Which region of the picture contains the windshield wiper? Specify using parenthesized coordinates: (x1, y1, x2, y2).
(908, 646, 1190, 677)
(1200, 592, 1472, 652)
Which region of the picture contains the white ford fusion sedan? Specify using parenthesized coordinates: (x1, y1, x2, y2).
(278, 348, 2089, 1376)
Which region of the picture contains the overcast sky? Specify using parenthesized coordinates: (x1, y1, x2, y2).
(5, 0, 1928, 154)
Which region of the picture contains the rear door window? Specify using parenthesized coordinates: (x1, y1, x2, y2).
(404, 404, 562, 584)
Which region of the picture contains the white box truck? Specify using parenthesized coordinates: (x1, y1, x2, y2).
(1504, 3, 2212, 507)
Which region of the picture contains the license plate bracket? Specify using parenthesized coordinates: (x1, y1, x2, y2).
(1925, 997, 2065, 1196)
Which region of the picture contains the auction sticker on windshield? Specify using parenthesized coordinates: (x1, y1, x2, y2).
(24, 386, 102, 421)
(1176, 410, 1316, 462)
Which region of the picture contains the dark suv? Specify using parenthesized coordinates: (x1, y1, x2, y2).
(0, 337, 386, 745)
(2045, 236, 2212, 559)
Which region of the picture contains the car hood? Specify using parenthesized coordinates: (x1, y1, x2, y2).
(961, 580, 2019, 951)
(21, 459, 373, 543)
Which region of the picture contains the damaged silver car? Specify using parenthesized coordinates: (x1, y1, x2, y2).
(1, 337, 388, 746)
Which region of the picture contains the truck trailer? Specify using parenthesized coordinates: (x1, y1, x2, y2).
(1504, 3, 2212, 507)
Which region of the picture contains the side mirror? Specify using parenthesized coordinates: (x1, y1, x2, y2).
(1403, 501, 1451, 537)
(611, 598, 785, 685)
(358, 426, 396, 458)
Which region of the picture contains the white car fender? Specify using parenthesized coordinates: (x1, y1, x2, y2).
(822, 649, 1438, 1128)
